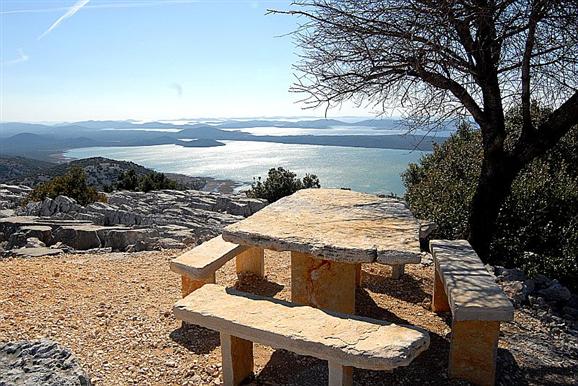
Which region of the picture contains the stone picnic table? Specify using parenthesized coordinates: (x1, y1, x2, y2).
(222, 188, 421, 314)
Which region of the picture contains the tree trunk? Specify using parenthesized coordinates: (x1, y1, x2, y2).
(468, 155, 519, 259)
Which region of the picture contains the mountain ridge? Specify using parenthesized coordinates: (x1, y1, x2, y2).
(1, 119, 449, 161)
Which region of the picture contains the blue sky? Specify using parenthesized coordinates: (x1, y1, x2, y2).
(1, 0, 370, 122)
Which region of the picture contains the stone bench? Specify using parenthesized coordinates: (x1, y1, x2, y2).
(430, 240, 514, 386)
(173, 284, 430, 386)
(170, 235, 264, 296)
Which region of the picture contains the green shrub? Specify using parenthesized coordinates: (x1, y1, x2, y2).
(402, 122, 481, 239)
(138, 171, 178, 192)
(117, 169, 140, 191)
(403, 117, 578, 290)
(246, 167, 320, 202)
(25, 166, 106, 206)
(116, 170, 179, 192)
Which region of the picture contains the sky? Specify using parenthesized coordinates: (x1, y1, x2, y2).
(0, 0, 372, 122)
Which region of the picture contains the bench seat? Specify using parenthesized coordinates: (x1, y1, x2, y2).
(430, 240, 514, 386)
(171, 235, 266, 297)
(431, 240, 514, 322)
(174, 284, 430, 385)
(170, 235, 247, 279)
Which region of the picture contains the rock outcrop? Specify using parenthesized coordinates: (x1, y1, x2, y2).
(490, 265, 578, 326)
(0, 185, 267, 256)
(0, 184, 32, 217)
(0, 340, 91, 386)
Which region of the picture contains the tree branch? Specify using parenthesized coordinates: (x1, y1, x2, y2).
(515, 91, 578, 163)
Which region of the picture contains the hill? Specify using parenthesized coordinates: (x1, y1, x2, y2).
(0, 156, 206, 191)
(0, 156, 54, 182)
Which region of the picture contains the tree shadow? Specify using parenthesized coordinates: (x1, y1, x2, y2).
(522, 364, 578, 386)
(497, 348, 530, 386)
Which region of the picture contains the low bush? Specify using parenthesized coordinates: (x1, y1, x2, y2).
(25, 166, 106, 205)
(403, 111, 578, 290)
(246, 167, 320, 202)
(116, 170, 179, 192)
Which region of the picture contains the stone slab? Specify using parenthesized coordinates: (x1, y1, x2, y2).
(223, 189, 421, 264)
(430, 240, 514, 322)
(174, 284, 430, 371)
(170, 235, 248, 278)
(52, 225, 105, 250)
(11, 247, 63, 258)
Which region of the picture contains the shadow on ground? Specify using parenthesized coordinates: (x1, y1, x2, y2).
(363, 269, 430, 303)
(235, 273, 285, 298)
(253, 333, 464, 386)
(169, 324, 220, 354)
(170, 270, 529, 385)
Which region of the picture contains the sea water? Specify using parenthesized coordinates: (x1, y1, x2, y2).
(64, 140, 429, 195)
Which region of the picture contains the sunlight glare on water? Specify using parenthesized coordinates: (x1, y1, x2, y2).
(65, 141, 428, 195)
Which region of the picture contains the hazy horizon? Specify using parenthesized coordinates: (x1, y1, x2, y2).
(1, 115, 384, 125)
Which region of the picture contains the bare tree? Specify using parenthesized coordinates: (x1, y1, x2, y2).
(271, 0, 578, 256)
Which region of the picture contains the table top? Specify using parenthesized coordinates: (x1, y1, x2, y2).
(222, 189, 421, 264)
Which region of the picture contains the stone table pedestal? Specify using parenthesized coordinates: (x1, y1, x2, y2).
(291, 251, 357, 314)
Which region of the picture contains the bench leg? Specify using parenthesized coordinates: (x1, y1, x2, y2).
(291, 252, 356, 314)
(431, 268, 451, 312)
(181, 273, 215, 297)
(220, 333, 254, 386)
(355, 264, 362, 287)
(236, 247, 264, 278)
(449, 320, 500, 386)
(391, 264, 405, 279)
(328, 362, 353, 386)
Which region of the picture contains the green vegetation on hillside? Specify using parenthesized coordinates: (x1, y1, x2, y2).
(25, 167, 106, 206)
(113, 170, 181, 192)
(246, 167, 320, 203)
(403, 108, 578, 290)
(0, 156, 54, 182)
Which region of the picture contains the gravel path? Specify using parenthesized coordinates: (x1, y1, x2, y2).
(0, 250, 576, 385)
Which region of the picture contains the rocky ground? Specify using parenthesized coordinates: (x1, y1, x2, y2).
(0, 340, 91, 386)
(0, 185, 266, 258)
(1, 250, 576, 386)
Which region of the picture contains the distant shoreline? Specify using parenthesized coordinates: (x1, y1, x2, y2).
(59, 151, 244, 195)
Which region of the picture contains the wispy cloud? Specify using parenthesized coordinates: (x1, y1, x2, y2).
(169, 83, 184, 97)
(1, 49, 29, 66)
(38, 0, 90, 40)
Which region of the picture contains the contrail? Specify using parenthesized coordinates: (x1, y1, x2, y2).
(1, 49, 29, 66)
(38, 0, 91, 40)
(2, 1, 201, 15)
